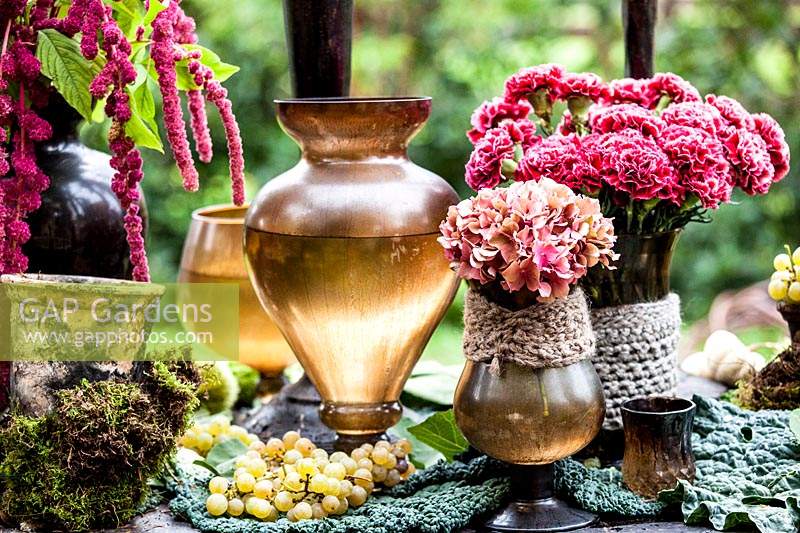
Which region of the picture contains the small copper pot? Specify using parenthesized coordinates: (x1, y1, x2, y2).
(621, 397, 696, 499)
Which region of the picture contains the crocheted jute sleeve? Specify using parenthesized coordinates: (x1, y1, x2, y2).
(590, 293, 681, 430)
(462, 287, 595, 375)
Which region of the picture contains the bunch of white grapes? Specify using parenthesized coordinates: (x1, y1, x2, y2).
(768, 245, 800, 304)
(193, 426, 415, 522)
(179, 417, 261, 453)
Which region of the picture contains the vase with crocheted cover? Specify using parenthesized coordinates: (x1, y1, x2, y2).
(454, 284, 605, 532)
(581, 231, 683, 449)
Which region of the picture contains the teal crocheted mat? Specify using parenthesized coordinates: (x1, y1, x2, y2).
(168, 396, 800, 533)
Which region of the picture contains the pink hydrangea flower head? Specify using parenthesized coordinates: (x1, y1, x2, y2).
(438, 178, 616, 300)
(589, 103, 664, 137)
(751, 112, 790, 182)
(467, 97, 532, 144)
(649, 73, 701, 104)
(705, 94, 754, 130)
(603, 77, 661, 108)
(660, 101, 726, 135)
(659, 125, 733, 208)
(596, 130, 681, 203)
(464, 127, 516, 191)
(503, 63, 565, 107)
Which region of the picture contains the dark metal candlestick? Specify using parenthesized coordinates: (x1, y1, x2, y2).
(485, 464, 596, 532)
(622, 0, 657, 78)
(283, 0, 353, 97)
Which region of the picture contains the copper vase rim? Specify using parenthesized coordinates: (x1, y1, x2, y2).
(274, 96, 431, 105)
(622, 396, 695, 416)
(191, 203, 250, 225)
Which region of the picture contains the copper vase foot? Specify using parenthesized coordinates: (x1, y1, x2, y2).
(486, 464, 596, 532)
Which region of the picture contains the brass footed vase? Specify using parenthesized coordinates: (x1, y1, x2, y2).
(245, 97, 459, 449)
(454, 287, 605, 532)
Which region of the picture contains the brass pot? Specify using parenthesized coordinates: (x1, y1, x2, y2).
(244, 97, 459, 444)
(454, 360, 605, 465)
(454, 333, 604, 531)
(178, 205, 295, 379)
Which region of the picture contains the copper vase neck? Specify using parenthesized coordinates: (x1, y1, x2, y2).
(275, 97, 431, 161)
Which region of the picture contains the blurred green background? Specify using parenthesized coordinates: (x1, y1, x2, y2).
(88, 0, 799, 355)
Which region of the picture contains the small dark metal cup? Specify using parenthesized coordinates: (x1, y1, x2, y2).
(621, 397, 696, 499)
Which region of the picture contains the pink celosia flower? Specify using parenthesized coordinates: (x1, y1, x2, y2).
(503, 63, 565, 105)
(751, 112, 790, 182)
(495, 118, 539, 149)
(722, 128, 774, 196)
(659, 125, 732, 208)
(556, 111, 575, 135)
(603, 77, 661, 108)
(660, 101, 725, 136)
(649, 73, 702, 104)
(559, 72, 608, 101)
(589, 103, 664, 137)
(595, 130, 681, 203)
(705, 94, 754, 130)
(467, 97, 532, 144)
(517, 134, 600, 191)
(438, 178, 616, 300)
(464, 127, 515, 191)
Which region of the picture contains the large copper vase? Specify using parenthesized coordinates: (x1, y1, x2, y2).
(244, 97, 459, 445)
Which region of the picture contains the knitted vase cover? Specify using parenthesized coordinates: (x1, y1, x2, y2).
(462, 287, 595, 374)
(590, 293, 681, 430)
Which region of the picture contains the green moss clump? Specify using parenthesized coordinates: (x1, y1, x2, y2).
(229, 361, 260, 405)
(197, 361, 239, 414)
(0, 361, 200, 531)
(737, 346, 800, 410)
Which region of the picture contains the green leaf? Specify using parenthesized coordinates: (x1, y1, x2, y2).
(403, 361, 460, 406)
(144, 0, 167, 26)
(124, 80, 163, 153)
(112, 0, 144, 40)
(172, 44, 240, 91)
(407, 409, 469, 462)
(389, 413, 445, 468)
(125, 113, 163, 153)
(192, 459, 220, 476)
(204, 438, 248, 476)
(36, 29, 104, 121)
(790, 409, 800, 442)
